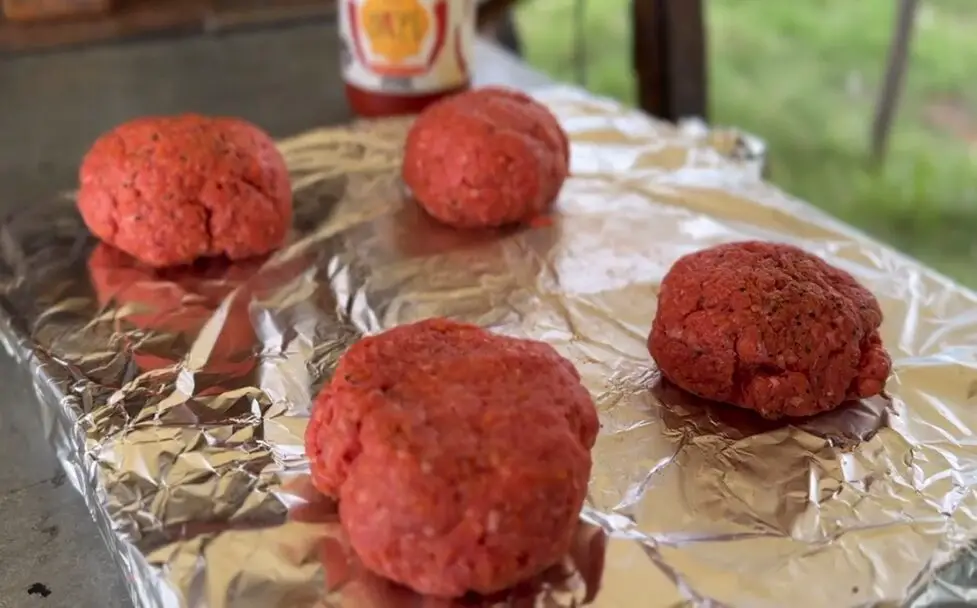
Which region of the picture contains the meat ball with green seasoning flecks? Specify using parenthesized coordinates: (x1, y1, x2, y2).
(77, 114, 292, 267)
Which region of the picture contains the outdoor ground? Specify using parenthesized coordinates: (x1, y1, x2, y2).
(515, 0, 977, 285)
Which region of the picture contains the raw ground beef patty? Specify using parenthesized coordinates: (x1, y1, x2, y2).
(402, 87, 569, 229)
(78, 114, 293, 267)
(649, 241, 891, 419)
(304, 318, 598, 597)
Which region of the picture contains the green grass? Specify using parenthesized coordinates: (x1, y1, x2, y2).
(515, 0, 977, 285)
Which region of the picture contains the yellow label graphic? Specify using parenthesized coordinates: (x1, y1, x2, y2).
(360, 0, 431, 63)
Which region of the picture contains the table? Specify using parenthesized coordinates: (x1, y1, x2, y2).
(0, 21, 550, 608)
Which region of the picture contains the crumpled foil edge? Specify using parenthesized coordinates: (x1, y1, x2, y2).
(0, 316, 180, 607)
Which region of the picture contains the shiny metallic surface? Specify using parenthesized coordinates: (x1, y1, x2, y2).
(0, 86, 974, 607)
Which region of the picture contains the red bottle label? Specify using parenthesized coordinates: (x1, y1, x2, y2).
(340, 0, 474, 95)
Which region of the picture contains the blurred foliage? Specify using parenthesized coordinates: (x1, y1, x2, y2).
(516, 0, 977, 285)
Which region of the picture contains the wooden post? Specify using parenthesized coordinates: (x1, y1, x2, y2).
(476, 0, 522, 31)
(870, 0, 920, 162)
(632, 0, 708, 122)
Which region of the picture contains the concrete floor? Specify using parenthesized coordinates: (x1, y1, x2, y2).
(0, 352, 130, 608)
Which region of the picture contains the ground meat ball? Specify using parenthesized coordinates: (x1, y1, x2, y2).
(402, 87, 569, 229)
(648, 241, 891, 419)
(78, 114, 293, 268)
(304, 318, 598, 597)
(459, 86, 570, 166)
(464, 96, 568, 205)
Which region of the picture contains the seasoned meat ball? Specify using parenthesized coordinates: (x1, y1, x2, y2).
(648, 241, 891, 419)
(462, 86, 570, 166)
(402, 87, 569, 229)
(305, 318, 598, 597)
(78, 114, 292, 268)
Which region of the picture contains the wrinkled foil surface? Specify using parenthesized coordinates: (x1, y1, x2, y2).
(2, 87, 977, 608)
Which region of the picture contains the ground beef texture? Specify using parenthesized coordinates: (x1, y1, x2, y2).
(78, 114, 292, 267)
(648, 241, 891, 419)
(304, 318, 598, 597)
(402, 87, 569, 229)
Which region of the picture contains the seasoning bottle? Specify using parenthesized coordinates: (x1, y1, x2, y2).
(340, 0, 475, 118)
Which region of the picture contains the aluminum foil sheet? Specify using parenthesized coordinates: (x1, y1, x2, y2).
(2, 86, 977, 608)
